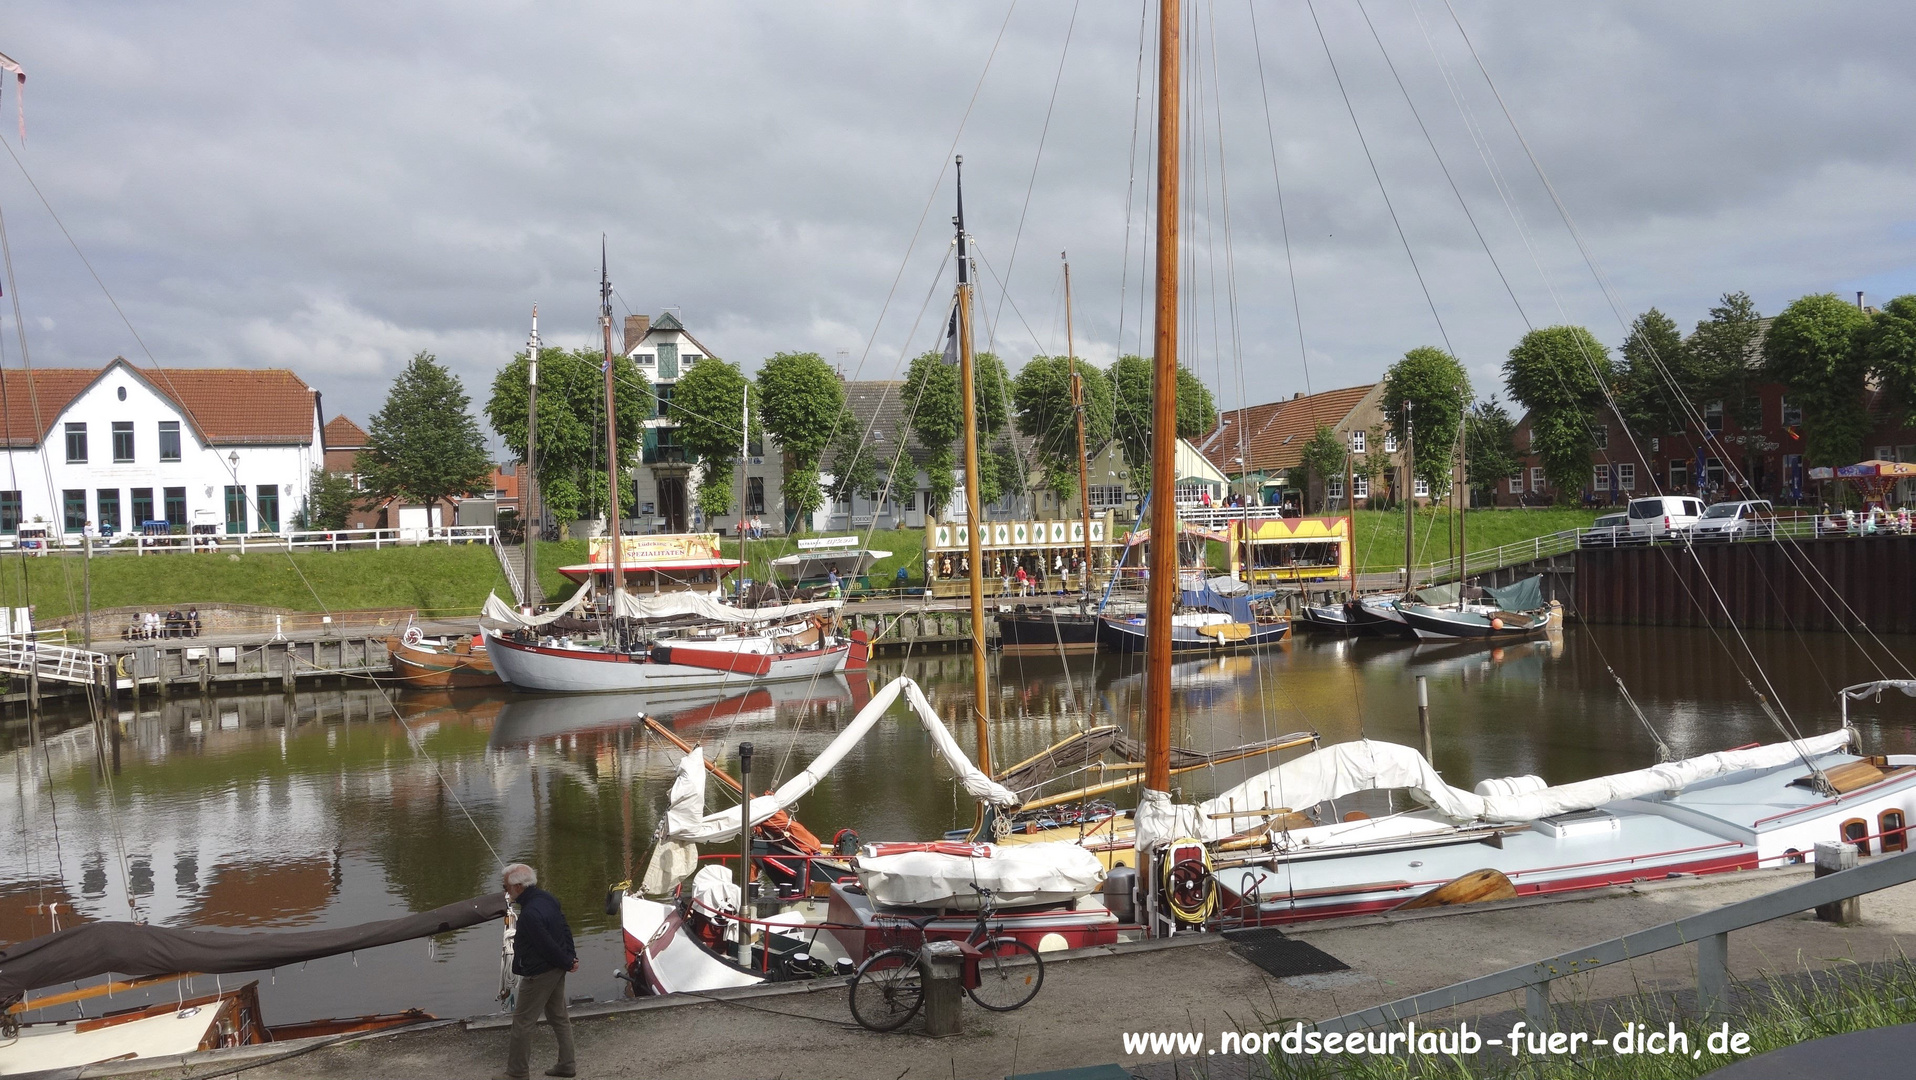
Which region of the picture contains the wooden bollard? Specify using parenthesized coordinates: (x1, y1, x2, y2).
(918, 940, 966, 1037)
(1814, 841, 1860, 924)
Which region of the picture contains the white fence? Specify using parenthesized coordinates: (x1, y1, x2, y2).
(0, 525, 497, 557)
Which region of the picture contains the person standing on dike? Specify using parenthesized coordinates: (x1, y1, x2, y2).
(497, 863, 578, 1080)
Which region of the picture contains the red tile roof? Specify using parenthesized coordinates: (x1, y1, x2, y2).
(324, 414, 369, 449)
(0, 361, 319, 448)
(1199, 384, 1375, 475)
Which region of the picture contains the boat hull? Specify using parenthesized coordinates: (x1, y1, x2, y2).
(1097, 615, 1289, 653)
(385, 637, 501, 689)
(1295, 605, 1358, 634)
(1398, 604, 1551, 642)
(996, 611, 1102, 654)
(484, 628, 856, 694)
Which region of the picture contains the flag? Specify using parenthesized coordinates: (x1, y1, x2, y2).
(0, 51, 22, 143)
(940, 295, 960, 366)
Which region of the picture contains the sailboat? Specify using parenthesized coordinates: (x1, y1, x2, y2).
(482, 249, 867, 693)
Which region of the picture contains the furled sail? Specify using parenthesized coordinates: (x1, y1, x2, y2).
(481, 581, 595, 627)
(609, 591, 842, 625)
(0, 893, 507, 1003)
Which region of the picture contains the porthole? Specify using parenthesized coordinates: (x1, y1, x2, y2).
(117, 386, 127, 401)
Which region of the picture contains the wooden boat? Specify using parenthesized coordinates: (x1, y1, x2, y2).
(386, 625, 500, 688)
(1097, 610, 1289, 652)
(1294, 601, 1359, 634)
(1395, 575, 1552, 642)
(995, 608, 1102, 654)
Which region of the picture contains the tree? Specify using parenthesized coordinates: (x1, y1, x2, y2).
(1763, 293, 1871, 467)
(1109, 356, 1218, 487)
(1011, 355, 1116, 504)
(1614, 308, 1695, 437)
(755, 351, 845, 531)
(825, 406, 887, 506)
(360, 351, 494, 510)
(901, 351, 961, 516)
(1503, 326, 1614, 497)
(1464, 396, 1519, 500)
(305, 467, 357, 530)
(1297, 425, 1346, 513)
(486, 346, 649, 529)
(1689, 292, 1766, 431)
(1356, 426, 1386, 505)
(669, 358, 758, 520)
(1381, 346, 1472, 494)
(1860, 295, 1916, 428)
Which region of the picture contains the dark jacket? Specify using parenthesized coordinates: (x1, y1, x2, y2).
(511, 886, 577, 977)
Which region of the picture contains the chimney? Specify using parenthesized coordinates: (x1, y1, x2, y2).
(1293, 391, 1303, 400)
(623, 314, 650, 353)
(1858, 292, 1866, 310)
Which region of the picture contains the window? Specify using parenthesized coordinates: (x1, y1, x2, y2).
(132, 488, 155, 525)
(1525, 427, 1535, 452)
(224, 485, 247, 535)
(1593, 465, 1611, 490)
(1089, 484, 1125, 509)
(1412, 478, 1430, 498)
(0, 491, 19, 533)
(656, 342, 680, 380)
(63, 489, 86, 533)
(655, 382, 674, 415)
(746, 476, 765, 515)
(1705, 400, 1724, 433)
(255, 485, 279, 532)
(1384, 432, 1398, 453)
(1876, 446, 1894, 462)
(159, 421, 181, 462)
(1326, 478, 1344, 500)
(97, 489, 121, 534)
(165, 487, 186, 526)
(1842, 818, 1870, 858)
(905, 490, 918, 512)
(1349, 430, 1366, 454)
(1783, 454, 1803, 493)
(110, 421, 135, 462)
(1781, 397, 1802, 427)
(1617, 463, 1636, 491)
(683, 353, 702, 368)
(1351, 475, 1369, 500)
(1705, 457, 1726, 489)
(64, 422, 87, 464)
(1530, 467, 1546, 492)
(1670, 462, 1689, 491)
(1883, 810, 1908, 854)
(1508, 472, 1524, 495)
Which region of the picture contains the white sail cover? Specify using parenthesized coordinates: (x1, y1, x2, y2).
(856, 843, 1107, 910)
(1136, 730, 1854, 851)
(656, 675, 1017, 847)
(640, 745, 710, 894)
(481, 582, 595, 628)
(610, 590, 843, 624)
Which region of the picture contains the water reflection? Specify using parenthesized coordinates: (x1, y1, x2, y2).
(0, 624, 1910, 1021)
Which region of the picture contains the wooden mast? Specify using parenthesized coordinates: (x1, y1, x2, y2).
(1144, 0, 1179, 795)
(600, 240, 625, 599)
(956, 157, 991, 776)
(1065, 253, 1094, 600)
(1455, 413, 1466, 605)
(1402, 401, 1414, 594)
(525, 305, 540, 609)
(1345, 447, 1357, 606)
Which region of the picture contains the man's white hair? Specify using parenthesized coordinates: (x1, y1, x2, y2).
(502, 863, 537, 888)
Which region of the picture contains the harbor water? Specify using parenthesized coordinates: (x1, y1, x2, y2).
(3, 624, 1912, 1022)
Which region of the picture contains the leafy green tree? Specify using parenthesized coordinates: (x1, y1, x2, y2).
(1861, 295, 1916, 427)
(360, 351, 494, 510)
(1297, 425, 1346, 512)
(305, 466, 357, 530)
(1356, 426, 1386, 505)
(1464, 396, 1519, 499)
(1011, 355, 1115, 504)
(901, 351, 961, 516)
(755, 351, 845, 531)
(1503, 326, 1614, 497)
(1614, 308, 1695, 436)
(1764, 293, 1871, 467)
(1109, 355, 1217, 488)
(669, 358, 758, 520)
(824, 407, 887, 504)
(1689, 292, 1766, 430)
(1381, 346, 1472, 493)
(486, 346, 648, 528)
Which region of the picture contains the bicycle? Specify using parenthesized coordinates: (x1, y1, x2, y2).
(847, 885, 1044, 1032)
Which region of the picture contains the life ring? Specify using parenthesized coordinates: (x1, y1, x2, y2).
(401, 625, 426, 647)
(115, 654, 132, 678)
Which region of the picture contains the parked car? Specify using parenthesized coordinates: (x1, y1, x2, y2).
(1626, 495, 1705, 541)
(1690, 499, 1776, 542)
(1579, 512, 1630, 548)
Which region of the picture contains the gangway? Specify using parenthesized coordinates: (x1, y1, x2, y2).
(0, 634, 111, 687)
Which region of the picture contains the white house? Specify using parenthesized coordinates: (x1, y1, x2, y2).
(0, 358, 325, 537)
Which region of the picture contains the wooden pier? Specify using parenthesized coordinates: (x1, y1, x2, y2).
(97, 632, 397, 695)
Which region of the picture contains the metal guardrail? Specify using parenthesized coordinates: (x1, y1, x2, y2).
(493, 536, 526, 606)
(0, 525, 497, 556)
(0, 635, 111, 686)
(1317, 847, 1916, 1034)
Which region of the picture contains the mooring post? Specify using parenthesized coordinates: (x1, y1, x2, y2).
(1813, 841, 1860, 924)
(736, 741, 754, 966)
(1417, 675, 1432, 763)
(919, 940, 966, 1037)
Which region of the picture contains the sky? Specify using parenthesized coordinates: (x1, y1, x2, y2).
(0, 1, 1911, 439)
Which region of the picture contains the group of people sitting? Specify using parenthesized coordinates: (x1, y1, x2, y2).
(122, 609, 202, 640)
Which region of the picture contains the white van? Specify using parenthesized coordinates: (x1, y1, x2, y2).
(1690, 499, 1776, 542)
(1626, 495, 1705, 541)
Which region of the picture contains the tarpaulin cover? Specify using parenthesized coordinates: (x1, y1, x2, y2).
(1180, 582, 1254, 624)
(1484, 575, 1544, 613)
(0, 893, 507, 1002)
(609, 591, 842, 625)
(481, 582, 595, 628)
(855, 842, 1106, 910)
(1135, 729, 1853, 851)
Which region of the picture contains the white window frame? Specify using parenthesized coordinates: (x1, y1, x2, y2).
(1412, 478, 1430, 498)
(1349, 430, 1366, 454)
(1327, 478, 1344, 500)
(1352, 475, 1369, 500)
(1617, 463, 1636, 491)
(1781, 397, 1802, 427)
(1384, 432, 1398, 454)
(1593, 465, 1611, 490)
(1591, 426, 1608, 450)
(1530, 467, 1546, 492)
(1508, 472, 1524, 494)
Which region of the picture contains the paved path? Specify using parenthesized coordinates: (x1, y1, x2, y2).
(99, 867, 1916, 1080)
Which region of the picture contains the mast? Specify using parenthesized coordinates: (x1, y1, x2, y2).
(739, 381, 749, 598)
(1402, 401, 1414, 594)
(600, 240, 624, 598)
(1144, 0, 1179, 796)
(1065, 253, 1094, 600)
(956, 156, 991, 777)
(1344, 446, 1357, 606)
(1455, 411, 1466, 606)
(525, 304, 540, 609)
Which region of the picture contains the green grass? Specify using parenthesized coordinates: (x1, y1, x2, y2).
(1349, 508, 1600, 575)
(0, 543, 511, 620)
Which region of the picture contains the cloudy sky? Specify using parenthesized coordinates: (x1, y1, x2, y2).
(0, 1, 1910, 436)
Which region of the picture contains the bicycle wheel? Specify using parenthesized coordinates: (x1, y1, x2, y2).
(849, 948, 925, 1032)
(966, 937, 1043, 1012)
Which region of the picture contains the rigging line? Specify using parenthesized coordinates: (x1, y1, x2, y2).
(1115, 0, 1150, 362)
(1194, 1, 1225, 412)
(1246, 0, 1312, 399)
(987, 0, 1080, 355)
(1304, 0, 1456, 358)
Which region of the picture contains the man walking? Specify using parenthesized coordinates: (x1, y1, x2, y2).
(498, 863, 578, 1080)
